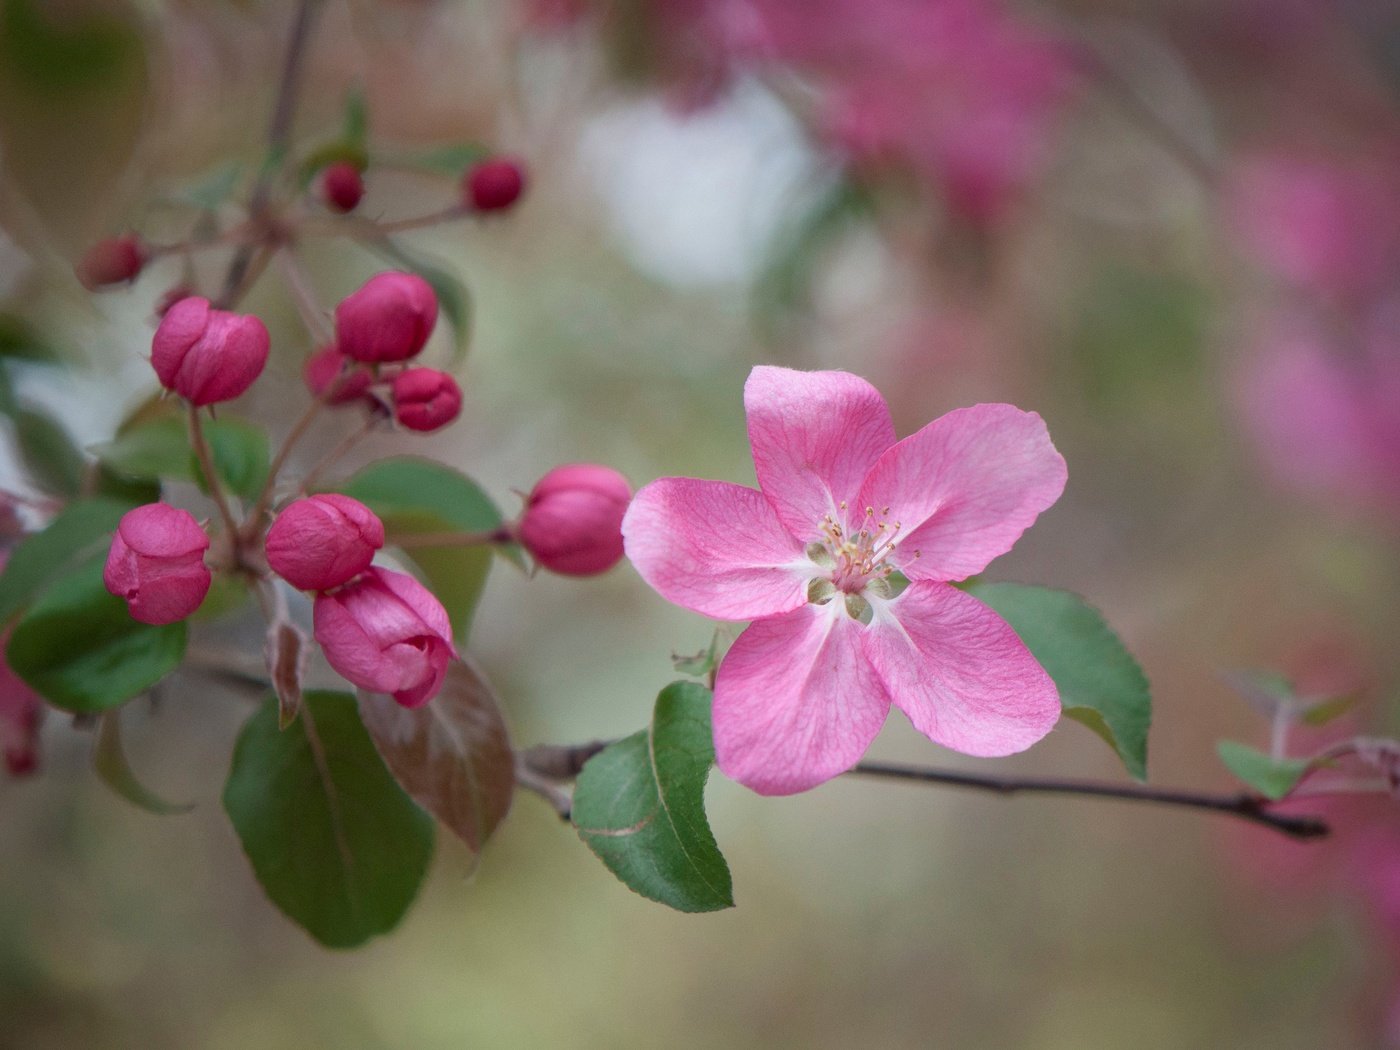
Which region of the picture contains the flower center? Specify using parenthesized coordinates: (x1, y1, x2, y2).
(805, 502, 921, 619)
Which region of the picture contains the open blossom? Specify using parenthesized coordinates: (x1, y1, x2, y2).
(623, 366, 1065, 795)
(102, 503, 212, 625)
(313, 566, 456, 707)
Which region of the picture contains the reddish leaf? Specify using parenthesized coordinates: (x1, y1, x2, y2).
(266, 621, 306, 730)
(356, 659, 513, 856)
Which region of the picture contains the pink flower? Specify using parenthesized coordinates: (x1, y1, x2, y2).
(0, 648, 42, 776)
(623, 366, 1065, 794)
(313, 566, 457, 707)
(518, 464, 631, 576)
(463, 157, 527, 212)
(302, 346, 372, 405)
(391, 368, 463, 432)
(265, 494, 385, 591)
(334, 272, 438, 364)
(319, 161, 365, 213)
(151, 297, 271, 406)
(102, 503, 212, 625)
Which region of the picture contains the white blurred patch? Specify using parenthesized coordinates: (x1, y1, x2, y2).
(579, 81, 822, 288)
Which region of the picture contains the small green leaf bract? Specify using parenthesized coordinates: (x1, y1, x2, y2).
(223, 691, 435, 949)
(572, 681, 734, 913)
(5, 557, 186, 712)
(1216, 741, 1310, 801)
(966, 582, 1152, 781)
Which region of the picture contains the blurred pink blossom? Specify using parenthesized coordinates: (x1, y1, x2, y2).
(1227, 152, 1400, 300)
(1239, 303, 1400, 516)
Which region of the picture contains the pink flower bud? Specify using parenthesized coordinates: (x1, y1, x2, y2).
(392, 368, 462, 432)
(463, 157, 526, 212)
(102, 503, 212, 625)
(518, 464, 630, 576)
(76, 234, 146, 291)
(320, 161, 365, 213)
(151, 297, 270, 406)
(313, 566, 457, 707)
(334, 272, 439, 363)
(303, 346, 372, 405)
(265, 494, 385, 591)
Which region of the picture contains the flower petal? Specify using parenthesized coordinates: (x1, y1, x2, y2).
(745, 366, 896, 540)
(862, 582, 1059, 757)
(857, 403, 1065, 581)
(713, 603, 890, 795)
(622, 477, 810, 620)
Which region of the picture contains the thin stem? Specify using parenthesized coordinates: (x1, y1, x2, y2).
(219, 0, 323, 306)
(298, 205, 471, 240)
(299, 414, 380, 493)
(214, 242, 277, 311)
(277, 246, 333, 343)
(519, 742, 1330, 840)
(845, 761, 1327, 838)
(244, 390, 332, 538)
(386, 527, 513, 549)
(187, 403, 240, 539)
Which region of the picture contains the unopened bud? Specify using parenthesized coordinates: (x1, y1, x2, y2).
(335, 272, 438, 363)
(265, 494, 385, 591)
(392, 368, 462, 432)
(463, 157, 526, 212)
(102, 503, 212, 625)
(517, 464, 630, 576)
(320, 161, 365, 213)
(151, 297, 270, 406)
(76, 235, 145, 291)
(303, 346, 372, 405)
(313, 566, 456, 707)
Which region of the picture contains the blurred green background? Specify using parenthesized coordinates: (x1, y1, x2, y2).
(2, 0, 1398, 1046)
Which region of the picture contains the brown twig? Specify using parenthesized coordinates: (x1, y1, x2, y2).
(518, 741, 1330, 839)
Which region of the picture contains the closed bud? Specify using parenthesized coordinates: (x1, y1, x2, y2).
(320, 161, 365, 213)
(392, 368, 462, 432)
(76, 234, 146, 291)
(151, 297, 270, 406)
(463, 157, 526, 212)
(313, 566, 457, 707)
(265, 494, 385, 591)
(303, 346, 372, 405)
(518, 464, 630, 576)
(102, 503, 212, 625)
(335, 272, 438, 363)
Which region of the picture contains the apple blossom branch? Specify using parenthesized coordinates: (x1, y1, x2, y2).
(517, 741, 1330, 839)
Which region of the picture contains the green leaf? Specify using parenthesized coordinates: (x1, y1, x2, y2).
(672, 631, 721, 680)
(393, 142, 489, 176)
(194, 417, 270, 502)
(14, 404, 84, 496)
(335, 457, 509, 643)
(92, 416, 191, 480)
(367, 240, 472, 360)
(341, 84, 368, 150)
(1216, 740, 1311, 801)
(5, 556, 186, 712)
(223, 691, 435, 948)
(0, 497, 129, 625)
(95, 414, 269, 501)
(966, 582, 1152, 781)
(572, 681, 733, 913)
(357, 659, 514, 857)
(93, 708, 194, 815)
